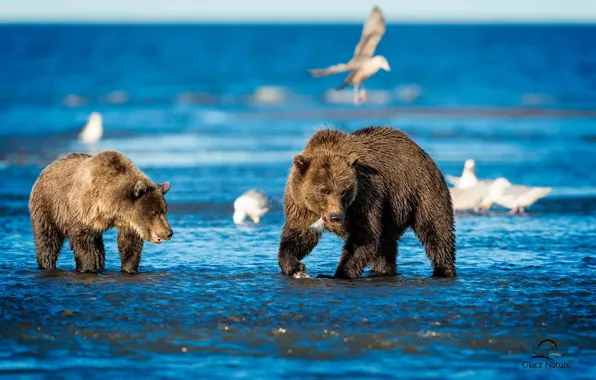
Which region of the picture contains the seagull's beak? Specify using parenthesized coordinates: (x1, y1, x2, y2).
(482, 202, 493, 210)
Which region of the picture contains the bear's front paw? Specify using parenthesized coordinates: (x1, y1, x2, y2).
(280, 258, 306, 276)
(75, 265, 100, 274)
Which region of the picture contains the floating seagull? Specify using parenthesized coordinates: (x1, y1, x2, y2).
(481, 177, 552, 215)
(252, 86, 288, 104)
(446, 159, 478, 188)
(396, 84, 422, 103)
(308, 6, 390, 105)
(450, 183, 490, 213)
(445, 159, 496, 190)
(233, 190, 271, 224)
(79, 112, 103, 145)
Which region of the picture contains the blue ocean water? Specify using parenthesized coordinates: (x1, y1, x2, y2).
(0, 24, 595, 379)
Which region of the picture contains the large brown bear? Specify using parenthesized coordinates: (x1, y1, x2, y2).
(29, 151, 173, 273)
(278, 126, 456, 279)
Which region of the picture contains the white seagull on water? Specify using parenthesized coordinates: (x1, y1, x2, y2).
(446, 159, 495, 189)
(79, 112, 103, 145)
(449, 182, 492, 213)
(308, 7, 390, 105)
(481, 177, 552, 215)
(233, 190, 271, 224)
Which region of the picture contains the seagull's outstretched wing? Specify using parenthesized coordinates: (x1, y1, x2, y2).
(308, 63, 355, 77)
(353, 7, 386, 60)
(308, 7, 384, 78)
(446, 175, 460, 187)
(337, 71, 357, 90)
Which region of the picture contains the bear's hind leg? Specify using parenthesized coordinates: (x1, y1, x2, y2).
(333, 219, 382, 279)
(70, 232, 105, 273)
(33, 221, 65, 270)
(413, 210, 456, 278)
(117, 228, 144, 274)
(370, 229, 398, 276)
(335, 237, 377, 279)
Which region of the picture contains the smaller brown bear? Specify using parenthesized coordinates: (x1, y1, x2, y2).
(29, 151, 173, 273)
(278, 126, 456, 279)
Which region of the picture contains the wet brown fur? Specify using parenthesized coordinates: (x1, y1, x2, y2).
(278, 126, 456, 279)
(29, 151, 173, 273)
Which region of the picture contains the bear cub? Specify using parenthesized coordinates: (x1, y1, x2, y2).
(29, 151, 173, 273)
(278, 126, 456, 279)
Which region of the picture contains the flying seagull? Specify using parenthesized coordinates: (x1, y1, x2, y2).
(308, 6, 390, 105)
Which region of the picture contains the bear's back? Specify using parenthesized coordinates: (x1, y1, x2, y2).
(86, 151, 140, 183)
(350, 126, 416, 152)
(77, 151, 149, 203)
(33, 151, 139, 194)
(304, 126, 415, 155)
(32, 153, 91, 198)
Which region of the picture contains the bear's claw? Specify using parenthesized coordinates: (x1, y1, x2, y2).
(292, 272, 311, 279)
(280, 260, 306, 276)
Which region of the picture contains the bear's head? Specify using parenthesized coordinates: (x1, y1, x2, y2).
(128, 181, 173, 244)
(290, 152, 358, 228)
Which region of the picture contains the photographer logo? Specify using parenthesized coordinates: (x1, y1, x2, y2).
(522, 339, 572, 369)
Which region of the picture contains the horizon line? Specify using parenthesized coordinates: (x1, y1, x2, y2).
(1, 18, 596, 25)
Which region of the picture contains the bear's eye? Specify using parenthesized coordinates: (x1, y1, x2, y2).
(320, 189, 330, 195)
(153, 211, 160, 216)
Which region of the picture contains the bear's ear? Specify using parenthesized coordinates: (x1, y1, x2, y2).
(293, 154, 311, 173)
(133, 180, 148, 198)
(158, 182, 170, 194)
(347, 153, 358, 167)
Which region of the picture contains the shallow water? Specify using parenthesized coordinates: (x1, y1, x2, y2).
(1, 24, 596, 379)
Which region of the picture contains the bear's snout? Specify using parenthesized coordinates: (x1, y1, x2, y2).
(149, 215, 173, 244)
(323, 195, 345, 225)
(327, 212, 344, 224)
(150, 227, 173, 244)
(156, 225, 173, 241)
